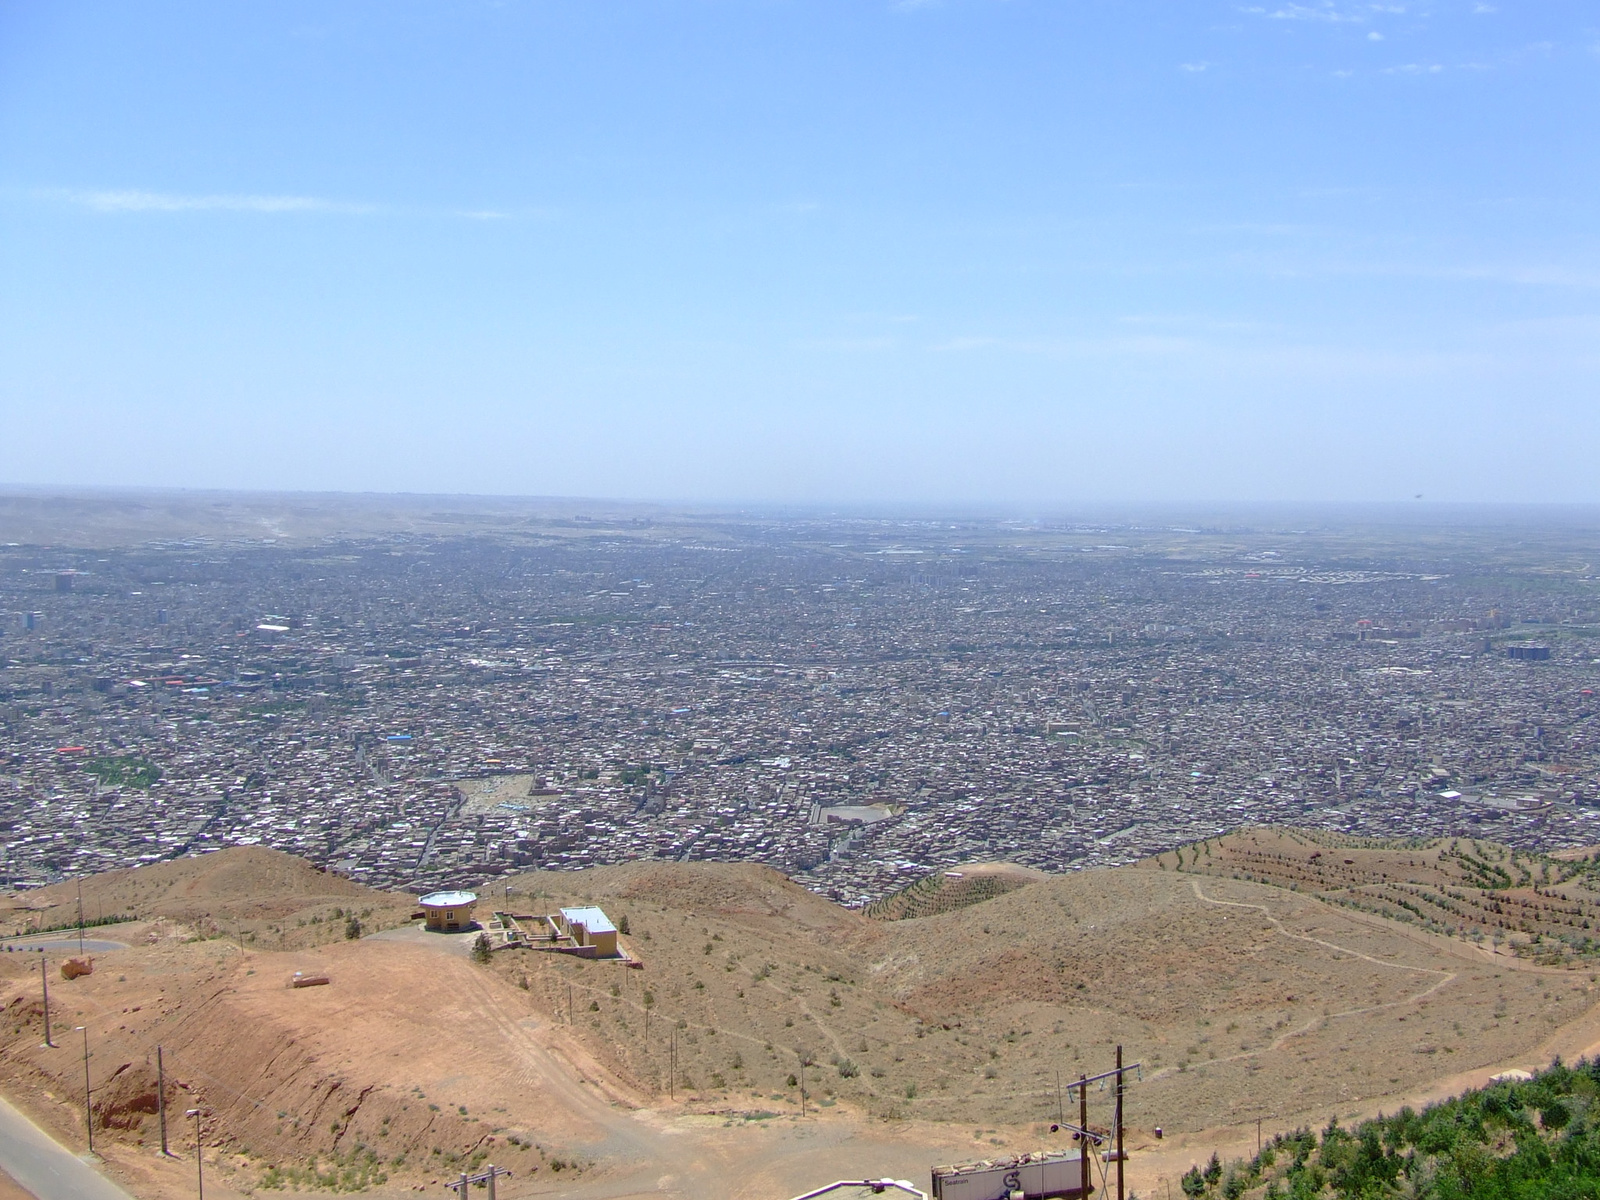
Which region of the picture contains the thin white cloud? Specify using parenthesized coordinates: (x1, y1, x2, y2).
(1180, 61, 1212, 72)
(1241, 3, 1366, 24)
(56, 188, 381, 214)
(1241, 2, 1406, 23)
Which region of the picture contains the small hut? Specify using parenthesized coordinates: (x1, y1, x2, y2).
(419, 890, 478, 932)
(558, 906, 618, 956)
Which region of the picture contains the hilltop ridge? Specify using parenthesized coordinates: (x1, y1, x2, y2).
(3, 832, 1600, 1199)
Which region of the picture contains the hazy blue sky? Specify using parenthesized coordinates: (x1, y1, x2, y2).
(2, 1, 1596, 504)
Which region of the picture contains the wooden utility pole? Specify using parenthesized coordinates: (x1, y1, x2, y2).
(1115, 1045, 1125, 1200)
(670, 1027, 677, 1100)
(157, 1045, 170, 1156)
(799, 1052, 807, 1117)
(1079, 1074, 1088, 1200)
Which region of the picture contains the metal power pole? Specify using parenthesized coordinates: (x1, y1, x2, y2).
(669, 1027, 676, 1100)
(39, 952, 54, 1048)
(799, 1053, 807, 1117)
(157, 1045, 170, 1156)
(1115, 1045, 1125, 1200)
(1079, 1074, 1088, 1200)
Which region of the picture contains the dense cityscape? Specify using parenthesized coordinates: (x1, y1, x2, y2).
(4, 509, 1600, 905)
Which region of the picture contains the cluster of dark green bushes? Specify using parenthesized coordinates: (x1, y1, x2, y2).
(257, 1146, 390, 1192)
(1181, 1059, 1600, 1200)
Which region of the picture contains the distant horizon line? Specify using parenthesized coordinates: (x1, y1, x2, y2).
(4, 482, 1600, 522)
(4, 482, 1600, 513)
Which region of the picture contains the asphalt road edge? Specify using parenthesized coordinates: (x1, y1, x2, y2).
(0, 1090, 135, 1200)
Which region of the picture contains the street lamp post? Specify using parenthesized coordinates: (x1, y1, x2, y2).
(186, 1108, 204, 1200)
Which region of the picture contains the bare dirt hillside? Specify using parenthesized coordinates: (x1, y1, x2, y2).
(504, 857, 1598, 1135)
(1, 846, 417, 950)
(4, 834, 1600, 1200)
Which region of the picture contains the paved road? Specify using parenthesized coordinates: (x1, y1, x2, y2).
(0, 1092, 134, 1200)
(2, 938, 130, 954)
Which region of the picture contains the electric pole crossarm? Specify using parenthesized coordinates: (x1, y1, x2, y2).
(1066, 1064, 1143, 1092)
(443, 1165, 511, 1199)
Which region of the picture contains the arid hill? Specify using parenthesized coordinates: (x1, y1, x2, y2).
(863, 863, 1044, 921)
(1, 845, 417, 949)
(1148, 827, 1600, 964)
(3, 833, 1600, 1200)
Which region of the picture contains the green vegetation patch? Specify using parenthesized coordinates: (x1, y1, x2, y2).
(1187, 1058, 1600, 1200)
(83, 755, 162, 789)
(258, 1145, 388, 1192)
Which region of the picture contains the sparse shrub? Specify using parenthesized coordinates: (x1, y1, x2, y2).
(471, 932, 492, 963)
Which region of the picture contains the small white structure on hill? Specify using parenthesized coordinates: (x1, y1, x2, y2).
(558, 906, 618, 956)
(420, 890, 477, 932)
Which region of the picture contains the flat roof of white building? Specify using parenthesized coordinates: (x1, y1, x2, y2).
(559, 905, 615, 934)
(420, 890, 478, 907)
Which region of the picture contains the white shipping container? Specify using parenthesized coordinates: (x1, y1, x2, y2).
(932, 1152, 1091, 1200)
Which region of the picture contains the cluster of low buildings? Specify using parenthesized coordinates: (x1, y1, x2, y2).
(3, 517, 1599, 904)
